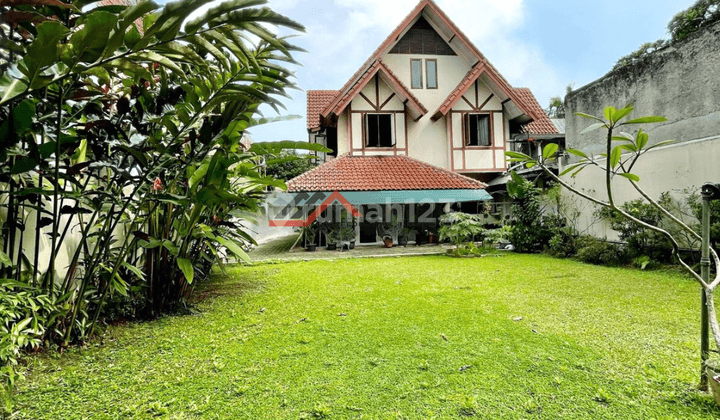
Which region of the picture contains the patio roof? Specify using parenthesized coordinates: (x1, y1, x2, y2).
(287, 155, 488, 192)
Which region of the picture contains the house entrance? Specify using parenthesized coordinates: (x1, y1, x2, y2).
(359, 220, 377, 244)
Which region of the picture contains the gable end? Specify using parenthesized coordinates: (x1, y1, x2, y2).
(389, 16, 456, 56)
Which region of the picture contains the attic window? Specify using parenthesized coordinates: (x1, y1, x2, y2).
(465, 114, 491, 146)
(426, 59, 437, 89)
(366, 114, 394, 148)
(411, 59, 423, 89)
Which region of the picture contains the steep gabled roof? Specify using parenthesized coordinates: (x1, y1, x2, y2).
(287, 154, 487, 192)
(307, 90, 339, 132)
(317, 0, 537, 126)
(514, 88, 560, 135)
(321, 59, 428, 121)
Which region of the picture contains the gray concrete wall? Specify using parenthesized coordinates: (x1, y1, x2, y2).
(566, 21, 720, 157)
(562, 21, 720, 238)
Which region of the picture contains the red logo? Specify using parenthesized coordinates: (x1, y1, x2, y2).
(269, 191, 362, 227)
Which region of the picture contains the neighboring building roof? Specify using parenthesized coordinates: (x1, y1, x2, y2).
(514, 88, 560, 135)
(551, 118, 566, 134)
(287, 154, 487, 192)
(321, 60, 428, 121)
(317, 0, 537, 126)
(307, 90, 339, 131)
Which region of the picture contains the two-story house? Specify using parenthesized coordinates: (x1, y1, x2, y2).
(288, 0, 559, 245)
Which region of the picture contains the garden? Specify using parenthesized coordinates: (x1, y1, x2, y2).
(10, 256, 720, 418)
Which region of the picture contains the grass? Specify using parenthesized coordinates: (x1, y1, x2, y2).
(12, 254, 720, 419)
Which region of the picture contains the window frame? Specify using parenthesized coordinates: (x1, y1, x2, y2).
(364, 113, 396, 148)
(464, 113, 493, 148)
(425, 59, 438, 89)
(410, 59, 423, 89)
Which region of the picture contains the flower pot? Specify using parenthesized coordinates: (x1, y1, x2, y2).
(398, 236, 408, 247)
(342, 243, 350, 250)
(707, 360, 720, 406)
(428, 233, 438, 244)
(306, 244, 317, 252)
(383, 238, 393, 248)
(349, 241, 356, 250)
(327, 243, 337, 251)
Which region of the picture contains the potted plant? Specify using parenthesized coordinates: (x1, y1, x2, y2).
(398, 227, 412, 247)
(377, 216, 402, 248)
(415, 225, 428, 246)
(302, 224, 317, 252)
(707, 359, 720, 406)
(324, 223, 339, 250)
(339, 226, 355, 251)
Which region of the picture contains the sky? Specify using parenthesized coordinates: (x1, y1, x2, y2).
(184, 0, 698, 144)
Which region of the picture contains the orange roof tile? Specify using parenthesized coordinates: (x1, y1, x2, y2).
(514, 88, 559, 135)
(307, 90, 339, 131)
(287, 154, 487, 192)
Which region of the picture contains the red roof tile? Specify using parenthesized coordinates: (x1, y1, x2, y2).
(287, 154, 487, 192)
(514, 88, 559, 135)
(307, 90, 339, 131)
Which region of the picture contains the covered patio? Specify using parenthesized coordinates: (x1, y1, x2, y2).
(270, 154, 492, 249)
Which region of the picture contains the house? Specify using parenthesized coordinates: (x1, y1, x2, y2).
(286, 0, 559, 245)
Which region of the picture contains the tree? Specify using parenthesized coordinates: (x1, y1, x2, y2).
(507, 104, 720, 388)
(546, 83, 574, 118)
(265, 150, 318, 181)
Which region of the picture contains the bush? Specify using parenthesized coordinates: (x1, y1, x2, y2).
(575, 236, 629, 266)
(597, 199, 673, 261)
(507, 174, 551, 253)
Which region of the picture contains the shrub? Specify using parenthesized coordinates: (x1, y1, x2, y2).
(575, 236, 629, 266)
(439, 213, 484, 255)
(597, 199, 673, 261)
(507, 173, 551, 253)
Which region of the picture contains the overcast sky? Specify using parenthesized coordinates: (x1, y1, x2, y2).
(184, 0, 697, 143)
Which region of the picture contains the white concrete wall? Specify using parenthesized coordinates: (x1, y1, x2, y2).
(564, 135, 720, 239)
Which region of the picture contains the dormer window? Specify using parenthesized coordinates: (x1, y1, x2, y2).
(366, 114, 394, 148)
(465, 114, 491, 146)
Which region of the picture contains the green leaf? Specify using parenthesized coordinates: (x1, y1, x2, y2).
(560, 163, 586, 177)
(0, 73, 29, 106)
(11, 158, 38, 175)
(542, 143, 559, 159)
(621, 116, 667, 125)
(604, 106, 616, 122)
(249, 141, 330, 155)
(69, 11, 117, 64)
(636, 130, 649, 150)
(121, 261, 146, 280)
(24, 21, 70, 90)
(177, 258, 194, 284)
(580, 122, 606, 135)
(566, 148, 588, 159)
(620, 144, 638, 152)
(215, 236, 250, 263)
(0, 251, 12, 268)
(618, 173, 641, 182)
(574, 112, 605, 123)
(645, 139, 676, 151)
(504, 151, 533, 161)
(185, 0, 267, 33)
(610, 146, 622, 168)
(611, 106, 633, 123)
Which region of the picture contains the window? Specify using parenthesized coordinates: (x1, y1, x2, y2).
(465, 114, 491, 146)
(411, 59, 423, 89)
(425, 59, 437, 89)
(366, 114, 394, 148)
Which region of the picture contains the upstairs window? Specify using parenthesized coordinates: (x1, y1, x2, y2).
(411, 59, 423, 89)
(366, 114, 394, 148)
(426, 59, 437, 89)
(465, 114, 491, 146)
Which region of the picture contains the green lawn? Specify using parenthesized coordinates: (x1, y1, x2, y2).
(13, 255, 720, 419)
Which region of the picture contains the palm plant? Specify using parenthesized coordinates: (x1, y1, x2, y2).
(0, 0, 328, 396)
